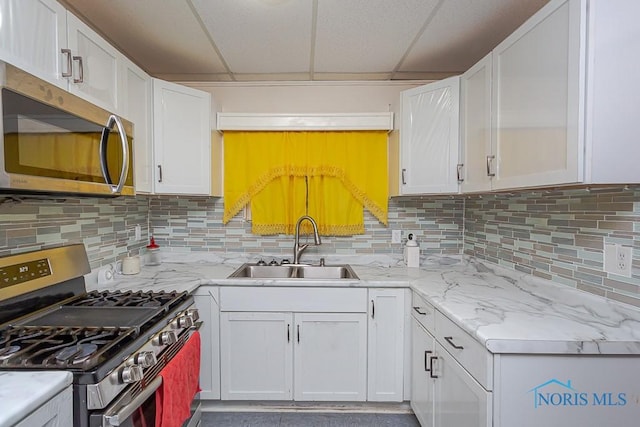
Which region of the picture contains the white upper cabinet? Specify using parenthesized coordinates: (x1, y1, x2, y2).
(460, 53, 492, 193)
(0, 0, 68, 89)
(153, 79, 211, 195)
(491, 0, 584, 190)
(120, 57, 152, 193)
(66, 12, 121, 112)
(400, 76, 460, 195)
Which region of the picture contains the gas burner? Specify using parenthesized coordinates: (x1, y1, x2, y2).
(0, 345, 20, 360)
(55, 343, 98, 365)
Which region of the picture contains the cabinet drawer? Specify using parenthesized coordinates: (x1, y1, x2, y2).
(411, 291, 436, 332)
(220, 287, 367, 312)
(435, 311, 493, 390)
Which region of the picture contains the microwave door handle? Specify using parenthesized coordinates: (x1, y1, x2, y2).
(100, 115, 130, 194)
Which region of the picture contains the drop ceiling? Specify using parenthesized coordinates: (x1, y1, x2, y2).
(60, 0, 550, 82)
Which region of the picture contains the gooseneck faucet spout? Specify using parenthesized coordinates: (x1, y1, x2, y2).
(293, 215, 322, 264)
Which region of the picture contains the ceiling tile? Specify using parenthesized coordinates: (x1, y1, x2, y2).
(399, 0, 550, 73)
(62, 0, 228, 76)
(191, 0, 314, 74)
(314, 0, 440, 73)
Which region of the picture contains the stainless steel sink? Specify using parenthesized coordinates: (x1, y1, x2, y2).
(228, 263, 359, 280)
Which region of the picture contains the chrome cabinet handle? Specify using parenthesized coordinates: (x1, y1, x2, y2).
(457, 164, 464, 182)
(61, 49, 72, 77)
(371, 300, 375, 319)
(287, 324, 290, 342)
(72, 55, 83, 83)
(413, 306, 427, 316)
(486, 155, 495, 177)
(157, 165, 163, 183)
(99, 115, 129, 194)
(401, 168, 407, 185)
(444, 336, 464, 350)
(429, 356, 438, 378)
(424, 350, 432, 372)
(297, 325, 300, 343)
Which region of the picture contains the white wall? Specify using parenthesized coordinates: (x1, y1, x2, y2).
(186, 80, 427, 129)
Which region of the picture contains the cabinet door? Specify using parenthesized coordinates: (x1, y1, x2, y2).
(0, 0, 68, 89)
(193, 287, 220, 400)
(15, 385, 73, 427)
(411, 317, 436, 427)
(368, 288, 405, 402)
(460, 53, 493, 193)
(153, 79, 211, 195)
(220, 312, 293, 400)
(400, 76, 460, 195)
(66, 12, 120, 112)
(433, 342, 492, 427)
(120, 58, 153, 193)
(491, 0, 585, 190)
(294, 313, 367, 401)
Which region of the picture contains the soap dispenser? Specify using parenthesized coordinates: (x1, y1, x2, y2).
(404, 233, 420, 268)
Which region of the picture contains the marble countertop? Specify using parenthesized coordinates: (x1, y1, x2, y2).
(86, 253, 640, 356)
(0, 371, 72, 427)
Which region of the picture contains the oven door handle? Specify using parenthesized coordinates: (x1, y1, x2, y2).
(103, 376, 162, 426)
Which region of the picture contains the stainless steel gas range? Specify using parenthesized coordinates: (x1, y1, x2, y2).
(0, 244, 201, 427)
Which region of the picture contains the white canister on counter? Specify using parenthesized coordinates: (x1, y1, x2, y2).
(404, 233, 420, 268)
(121, 256, 141, 274)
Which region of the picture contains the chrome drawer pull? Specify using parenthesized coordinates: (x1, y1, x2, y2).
(444, 336, 464, 350)
(429, 356, 438, 379)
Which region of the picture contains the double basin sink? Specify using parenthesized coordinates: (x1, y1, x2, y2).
(228, 263, 359, 280)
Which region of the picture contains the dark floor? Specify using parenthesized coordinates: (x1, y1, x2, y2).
(200, 412, 421, 427)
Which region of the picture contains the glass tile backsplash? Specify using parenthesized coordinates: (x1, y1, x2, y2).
(1, 186, 638, 307)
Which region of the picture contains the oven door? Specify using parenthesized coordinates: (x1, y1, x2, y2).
(99, 377, 161, 427)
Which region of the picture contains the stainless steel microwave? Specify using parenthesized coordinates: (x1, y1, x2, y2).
(0, 62, 134, 196)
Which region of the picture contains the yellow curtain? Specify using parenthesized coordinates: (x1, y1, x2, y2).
(223, 131, 388, 235)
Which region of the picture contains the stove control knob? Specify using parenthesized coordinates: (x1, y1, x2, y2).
(186, 309, 200, 323)
(121, 365, 143, 384)
(134, 351, 157, 368)
(153, 330, 177, 346)
(172, 315, 194, 329)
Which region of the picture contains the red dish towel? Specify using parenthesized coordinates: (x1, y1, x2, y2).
(155, 331, 201, 427)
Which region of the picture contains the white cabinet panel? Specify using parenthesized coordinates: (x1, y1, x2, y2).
(15, 385, 72, 427)
(460, 53, 492, 193)
(400, 76, 460, 195)
(434, 342, 492, 427)
(491, 0, 584, 189)
(66, 12, 120, 112)
(153, 79, 211, 195)
(368, 288, 405, 402)
(220, 311, 293, 400)
(120, 58, 153, 193)
(193, 287, 220, 400)
(294, 312, 367, 402)
(412, 317, 436, 427)
(0, 0, 68, 89)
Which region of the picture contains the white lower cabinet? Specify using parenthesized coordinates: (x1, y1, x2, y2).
(411, 292, 492, 427)
(368, 288, 406, 402)
(220, 311, 293, 400)
(294, 312, 367, 401)
(218, 286, 370, 402)
(193, 286, 220, 400)
(15, 385, 72, 427)
(220, 311, 367, 401)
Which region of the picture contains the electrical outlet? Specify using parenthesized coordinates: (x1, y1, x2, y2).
(134, 224, 142, 241)
(391, 230, 402, 244)
(604, 243, 632, 277)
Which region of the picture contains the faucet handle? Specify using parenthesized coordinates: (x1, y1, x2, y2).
(256, 259, 267, 266)
(281, 259, 291, 265)
(269, 259, 279, 266)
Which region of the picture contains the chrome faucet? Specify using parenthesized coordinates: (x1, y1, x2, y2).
(293, 215, 321, 264)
